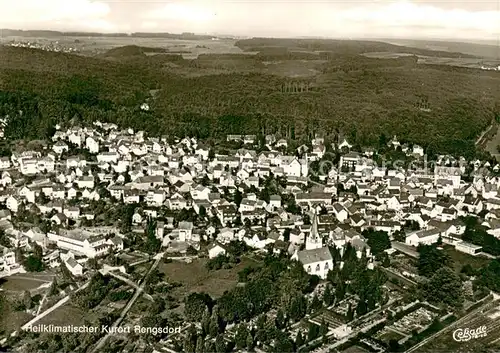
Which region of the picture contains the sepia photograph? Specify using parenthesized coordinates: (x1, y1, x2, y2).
(0, 0, 499, 352)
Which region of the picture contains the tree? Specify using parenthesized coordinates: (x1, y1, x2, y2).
(49, 279, 58, 296)
(87, 257, 100, 270)
(275, 309, 285, 329)
(215, 334, 226, 353)
(142, 219, 161, 254)
(235, 324, 249, 349)
(307, 322, 319, 342)
(246, 332, 254, 350)
(460, 264, 476, 277)
(23, 255, 44, 272)
(356, 299, 368, 316)
(288, 294, 307, 322)
(0, 229, 10, 247)
(423, 267, 463, 307)
(185, 292, 213, 322)
(309, 294, 322, 313)
(477, 259, 500, 292)
(209, 314, 220, 337)
(283, 228, 291, 242)
(233, 189, 243, 207)
(205, 340, 216, 353)
(199, 205, 207, 218)
(335, 281, 346, 302)
(23, 290, 32, 310)
(295, 331, 304, 348)
(417, 244, 452, 277)
(362, 229, 391, 255)
(319, 318, 329, 341)
(323, 284, 334, 306)
(346, 303, 354, 321)
(183, 326, 197, 353)
(201, 310, 211, 337)
(196, 336, 205, 353)
(393, 229, 406, 242)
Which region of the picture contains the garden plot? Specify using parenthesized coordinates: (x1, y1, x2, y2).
(390, 307, 437, 335)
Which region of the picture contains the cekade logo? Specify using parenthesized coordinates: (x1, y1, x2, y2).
(452, 326, 487, 342)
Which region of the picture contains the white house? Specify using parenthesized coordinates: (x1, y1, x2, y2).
(208, 242, 227, 259)
(65, 257, 83, 276)
(86, 136, 100, 154)
(405, 229, 441, 247)
(454, 241, 482, 256)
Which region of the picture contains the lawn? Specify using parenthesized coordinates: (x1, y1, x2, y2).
(341, 345, 370, 353)
(36, 303, 89, 327)
(0, 310, 32, 334)
(159, 256, 257, 299)
(376, 328, 407, 344)
(0, 274, 54, 293)
(442, 246, 490, 273)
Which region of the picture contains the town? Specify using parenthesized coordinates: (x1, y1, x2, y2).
(1, 120, 500, 353)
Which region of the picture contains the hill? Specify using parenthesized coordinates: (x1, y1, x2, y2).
(99, 45, 168, 59)
(235, 38, 480, 59)
(0, 29, 214, 40)
(0, 45, 499, 157)
(378, 39, 500, 59)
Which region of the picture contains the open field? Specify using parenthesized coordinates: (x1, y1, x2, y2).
(442, 246, 491, 273)
(0, 311, 32, 333)
(36, 303, 89, 327)
(159, 256, 257, 298)
(363, 52, 500, 70)
(376, 327, 407, 344)
(0, 35, 242, 58)
(341, 345, 370, 353)
(0, 273, 55, 293)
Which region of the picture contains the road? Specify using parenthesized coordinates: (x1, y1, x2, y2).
(381, 267, 418, 287)
(391, 241, 419, 259)
(91, 252, 164, 353)
(103, 270, 154, 302)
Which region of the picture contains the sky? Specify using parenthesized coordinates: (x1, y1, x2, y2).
(0, 0, 499, 40)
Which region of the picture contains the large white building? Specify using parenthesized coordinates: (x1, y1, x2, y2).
(292, 246, 333, 279)
(47, 230, 110, 258)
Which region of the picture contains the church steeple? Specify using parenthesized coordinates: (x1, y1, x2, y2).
(306, 209, 323, 250)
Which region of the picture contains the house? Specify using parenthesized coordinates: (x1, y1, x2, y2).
(0, 157, 11, 170)
(269, 195, 282, 209)
(405, 229, 441, 247)
(77, 176, 95, 189)
(333, 203, 349, 223)
(455, 241, 482, 256)
(51, 213, 68, 226)
(208, 242, 227, 259)
(86, 136, 99, 154)
(291, 246, 333, 279)
(52, 141, 69, 154)
(6, 196, 20, 213)
(65, 257, 83, 276)
(107, 237, 124, 251)
(178, 221, 194, 242)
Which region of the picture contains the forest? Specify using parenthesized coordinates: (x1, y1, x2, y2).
(0, 44, 499, 157)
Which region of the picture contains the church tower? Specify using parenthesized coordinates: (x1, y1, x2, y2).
(306, 209, 323, 250)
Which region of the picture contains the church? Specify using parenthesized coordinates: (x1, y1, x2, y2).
(291, 210, 334, 279)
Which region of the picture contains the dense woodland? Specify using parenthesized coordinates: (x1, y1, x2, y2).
(0, 43, 499, 157)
